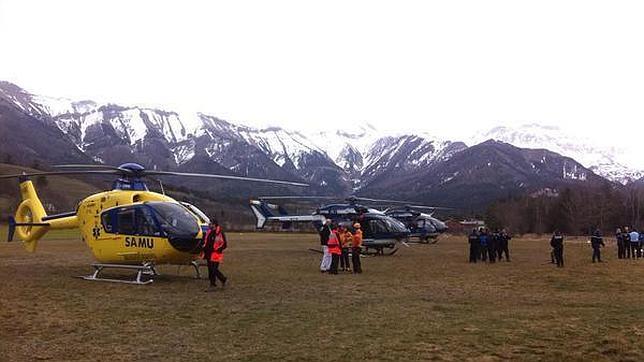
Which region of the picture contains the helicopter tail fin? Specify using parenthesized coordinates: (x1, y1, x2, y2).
(13, 178, 50, 252)
(249, 200, 294, 229)
(249, 200, 275, 229)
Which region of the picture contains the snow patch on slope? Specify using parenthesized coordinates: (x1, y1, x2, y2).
(475, 123, 643, 183)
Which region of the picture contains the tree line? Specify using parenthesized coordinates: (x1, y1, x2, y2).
(485, 183, 644, 235)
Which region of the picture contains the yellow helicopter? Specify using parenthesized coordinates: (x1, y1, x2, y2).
(2, 163, 307, 284)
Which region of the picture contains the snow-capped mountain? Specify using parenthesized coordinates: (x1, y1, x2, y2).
(473, 123, 644, 184)
(0, 81, 463, 194)
(0, 80, 617, 210)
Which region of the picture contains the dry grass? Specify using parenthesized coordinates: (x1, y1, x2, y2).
(1, 229, 643, 361)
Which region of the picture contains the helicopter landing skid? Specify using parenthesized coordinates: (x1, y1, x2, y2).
(364, 247, 399, 256)
(190, 260, 205, 279)
(80, 262, 158, 285)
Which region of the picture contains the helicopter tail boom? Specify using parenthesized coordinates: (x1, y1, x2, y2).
(249, 200, 326, 229)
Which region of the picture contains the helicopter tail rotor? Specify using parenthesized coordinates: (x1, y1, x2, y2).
(12, 179, 50, 251)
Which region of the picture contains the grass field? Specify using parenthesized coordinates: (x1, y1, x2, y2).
(1, 229, 644, 361)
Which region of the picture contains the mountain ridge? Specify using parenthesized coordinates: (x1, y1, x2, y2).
(0, 80, 618, 211)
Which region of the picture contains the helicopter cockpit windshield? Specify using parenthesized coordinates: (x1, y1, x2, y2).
(181, 202, 210, 224)
(147, 202, 200, 237)
(361, 215, 408, 238)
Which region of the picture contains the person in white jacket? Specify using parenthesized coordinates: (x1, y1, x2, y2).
(319, 219, 333, 272)
(629, 229, 640, 259)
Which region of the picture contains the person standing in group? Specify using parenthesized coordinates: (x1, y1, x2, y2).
(639, 231, 644, 258)
(202, 220, 228, 292)
(327, 224, 342, 274)
(468, 228, 480, 263)
(497, 228, 511, 262)
(629, 228, 640, 259)
(339, 225, 352, 272)
(478, 228, 489, 262)
(351, 223, 363, 274)
(319, 219, 332, 273)
(488, 229, 498, 263)
(591, 229, 605, 263)
(623, 227, 631, 259)
(550, 230, 564, 267)
(615, 228, 624, 259)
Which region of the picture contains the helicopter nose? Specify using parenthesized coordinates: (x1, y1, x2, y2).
(168, 236, 203, 254)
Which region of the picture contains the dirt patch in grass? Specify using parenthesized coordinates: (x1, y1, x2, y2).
(1, 230, 643, 361)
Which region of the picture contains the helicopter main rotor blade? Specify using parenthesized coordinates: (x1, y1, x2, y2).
(53, 164, 127, 171)
(355, 197, 452, 210)
(258, 195, 338, 200)
(145, 171, 309, 187)
(0, 170, 122, 179)
(352, 197, 419, 204)
(405, 205, 453, 210)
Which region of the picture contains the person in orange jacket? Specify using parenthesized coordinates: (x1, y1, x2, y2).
(351, 223, 363, 273)
(203, 220, 228, 292)
(327, 224, 342, 274)
(339, 225, 352, 272)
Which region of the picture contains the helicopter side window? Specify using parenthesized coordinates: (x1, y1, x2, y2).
(135, 207, 161, 236)
(369, 219, 388, 235)
(117, 208, 136, 235)
(416, 219, 425, 228)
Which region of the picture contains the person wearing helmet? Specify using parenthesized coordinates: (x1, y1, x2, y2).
(351, 222, 363, 273)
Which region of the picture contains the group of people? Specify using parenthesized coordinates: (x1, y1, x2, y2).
(549, 227, 644, 268)
(467, 228, 512, 263)
(615, 227, 644, 259)
(319, 219, 363, 274)
(548, 229, 606, 266)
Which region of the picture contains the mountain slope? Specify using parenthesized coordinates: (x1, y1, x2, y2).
(0, 80, 626, 213)
(0, 95, 91, 166)
(363, 140, 608, 210)
(475, 124, 643, 184)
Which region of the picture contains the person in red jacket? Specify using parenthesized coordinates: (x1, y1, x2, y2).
(327, 224, 342, 274)
(203, 220, 228, 292)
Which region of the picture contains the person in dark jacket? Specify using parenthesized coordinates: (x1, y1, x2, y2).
(468, 229, 480, 263)
(488, 229, 498, 263)
(615, 228, 624, 259)
(550, 230, 564, 267)
(591, 229, 605, 263)
(497, 229, 511, 262)
(622, 227, 631, 259)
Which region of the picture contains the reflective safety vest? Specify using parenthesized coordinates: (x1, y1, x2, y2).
(342, 231, 353, 248)
(328, 231, 342, 255)
(352, 230, 363, 248)
(204, 226, 226, 262)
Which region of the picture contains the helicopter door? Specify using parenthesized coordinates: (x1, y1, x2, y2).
(101, 205, 162, 237)
(364, 219, 388, 238)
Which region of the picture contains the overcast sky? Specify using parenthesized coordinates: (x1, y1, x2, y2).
(1, 0, 643, 148)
